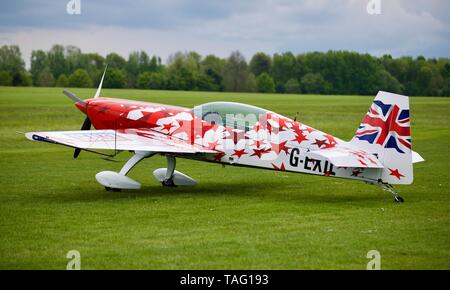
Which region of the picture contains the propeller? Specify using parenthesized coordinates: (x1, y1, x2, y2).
(73, 117, 92, 158)
(65, 65, 108, 159)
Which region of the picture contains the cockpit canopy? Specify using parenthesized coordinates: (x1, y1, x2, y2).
(192, 102, 268, 130)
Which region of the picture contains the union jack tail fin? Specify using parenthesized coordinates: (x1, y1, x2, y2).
(350, 91, 418, 185)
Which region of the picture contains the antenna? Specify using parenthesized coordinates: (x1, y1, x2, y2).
(294, 112, 299, 122)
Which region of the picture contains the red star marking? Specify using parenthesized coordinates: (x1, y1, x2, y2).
(292, 128, 304, 138)
(207, 141, 219, 150)
(305, 127, 316, 133)
(312, 139, 327, 148)
(253, 139, 265, 148)
(322, 142, 336, 149)
(389, 168, 405, 180)
(200, 123, 216, 137)
(351, 169, 363, 177)
(324, 134, 336, 144)
(169, 120, 189, 137)
(251, 148, 270, 158)
(324, 171, 333, 176)
(253, 123, 262, 132)
(270, 140, 290, 154)
(272, 163, 286, 171)
(292, 132, 308, 144)
(213, 152, 226, 161)
(232, 149, 247, 158)
(163, 122, 174, 132)
(277, 118, 290, 131)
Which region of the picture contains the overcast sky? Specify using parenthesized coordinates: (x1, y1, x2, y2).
(1, 0, 449, 67)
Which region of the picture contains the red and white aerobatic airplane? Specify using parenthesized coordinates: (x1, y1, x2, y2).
(25, 69, 424, 202)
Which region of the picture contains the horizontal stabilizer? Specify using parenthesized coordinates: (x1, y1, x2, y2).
(412, 151, 425, 163)
(307, 147, 384, 169)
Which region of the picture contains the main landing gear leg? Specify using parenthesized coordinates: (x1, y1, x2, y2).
(379, 183, 404, 203)
(162, 155, 177, 187)
(152, 155, 197, 186)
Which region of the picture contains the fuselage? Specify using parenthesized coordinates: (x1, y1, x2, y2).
(76, 97, 381, 183)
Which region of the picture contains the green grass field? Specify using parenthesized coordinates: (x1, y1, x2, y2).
(0, 87, 449, 269)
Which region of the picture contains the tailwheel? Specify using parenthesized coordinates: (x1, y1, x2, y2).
(394, 195, 404, 203)
(378, 182, 405, 203)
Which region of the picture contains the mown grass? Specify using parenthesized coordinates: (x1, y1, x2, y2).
(0, 86, 449, 269)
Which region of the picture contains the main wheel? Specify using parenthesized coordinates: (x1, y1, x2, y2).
(162, 179, 177, 187)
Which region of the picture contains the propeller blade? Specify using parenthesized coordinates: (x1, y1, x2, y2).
(80, 116, 92, 130)
(94, 65, 108, 99)
(73, 148, 82, 159)
(73, 117, 92, 159)
(63, 90, 87, 106)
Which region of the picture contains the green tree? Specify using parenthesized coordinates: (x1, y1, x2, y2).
(36, 67, 55, 87)
(103, 68, 127, 88)
(47, 45, 67, 78)
(166, 67, 196, 91)
(0, 45, 25, 75)
(0, 71, 12, 86)
(165, 51, 204, 91)
(272, 52, 297, 92)
(30, 50, 49, 85)
(285, 78, 301, 94)
(256, 72, 275, 93)
(86, 53, 105, 70)
(201, 55, 225, 91)
(55, 74, 69, 87)
(65, 45, 90, 73)
(223, 51, 250, 92)
(12, 72, 32, 86)
(442, 78, 450, 96)
(137, 71, 167, 89)
(126, 51, 162, 88)
(0, 45, 29, 87)
(249, 52, 272, 77)
(69, 69, 93, 88)
(374, 70, 403, 94)
(106, 53, 127, 70)
(246, 73, 257, 92)
(301, 73, 330, 94)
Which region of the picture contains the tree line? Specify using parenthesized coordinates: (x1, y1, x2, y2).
(0, 44, 449, 96)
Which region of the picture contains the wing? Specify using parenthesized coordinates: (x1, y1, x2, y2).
(306, 145, 384, 168)
(25, 128, 217, 154)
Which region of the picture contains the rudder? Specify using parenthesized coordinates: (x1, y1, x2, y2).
(350, 91, 413, 184)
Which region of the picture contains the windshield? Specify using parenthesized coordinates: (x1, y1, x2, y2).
(192, 102, 268, 130)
